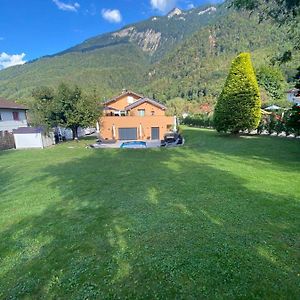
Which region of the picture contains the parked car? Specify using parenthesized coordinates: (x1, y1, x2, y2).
(161, 132, 184, 147)
(84, 127, 96, 135)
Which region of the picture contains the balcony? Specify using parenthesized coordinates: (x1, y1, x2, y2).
(104, 110, 160, 117)
(105, 110, 127, 117)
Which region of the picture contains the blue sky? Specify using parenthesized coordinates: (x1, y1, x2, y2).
(0, 0, 216, 69)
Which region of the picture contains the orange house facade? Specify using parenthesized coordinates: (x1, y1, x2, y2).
(100, 91, 175, 141)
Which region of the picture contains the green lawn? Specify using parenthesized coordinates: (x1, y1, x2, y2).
(0, 128, 299, 299)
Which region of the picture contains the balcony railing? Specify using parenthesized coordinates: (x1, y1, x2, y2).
(104, 111, 160, 117)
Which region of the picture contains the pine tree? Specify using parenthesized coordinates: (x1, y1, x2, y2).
(214, 53, 261, 133)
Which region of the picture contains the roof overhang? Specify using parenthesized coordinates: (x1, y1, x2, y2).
(104, 90, 144, 106)
(0, 98, 28, 110)
(125, 97, 166, 111)
(13, 127, 44, 134)
(103, 106, 119, 111)
(286, 88, 300, 94)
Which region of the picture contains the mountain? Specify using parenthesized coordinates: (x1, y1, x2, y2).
(54, 5, 223, 62)
(0, 4, 228, 100)
(0, 3, 295, 102)
(142, 10, 294, 102)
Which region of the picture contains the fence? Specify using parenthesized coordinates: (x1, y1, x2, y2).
(0, 131, 15, 150)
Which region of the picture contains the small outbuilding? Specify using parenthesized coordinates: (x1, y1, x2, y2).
(287, 88, 300, 105)
(13, 127, 54, 149)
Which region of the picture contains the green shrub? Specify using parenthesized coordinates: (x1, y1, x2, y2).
(267, 114, 277, 135)
(182, 114, 214, 128)
(274, 118, 285, 135)
(286, 105, 300, 136)
(214, 53, 261, 133)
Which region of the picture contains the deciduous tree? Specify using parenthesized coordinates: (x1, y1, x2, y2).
(256, 66, 287, 104)
(32, 83, 102, 139)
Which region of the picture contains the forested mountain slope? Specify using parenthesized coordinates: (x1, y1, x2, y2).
(143, 11, 293, 102)
(0, 4, 294, 102)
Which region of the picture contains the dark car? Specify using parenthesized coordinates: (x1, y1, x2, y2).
(161, 132, 184, 147)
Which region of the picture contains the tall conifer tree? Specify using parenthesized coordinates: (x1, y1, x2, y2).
(214, 53, 261, 133)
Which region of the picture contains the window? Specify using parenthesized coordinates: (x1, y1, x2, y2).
(13, 112, 19, 121)
(138, 109, 145, 117)
(151, 111, 155, 116)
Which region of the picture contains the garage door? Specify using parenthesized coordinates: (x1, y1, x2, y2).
(118, 128, 137, 140)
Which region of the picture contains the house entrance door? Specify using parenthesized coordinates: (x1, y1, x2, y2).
(151, 127, 160, 140)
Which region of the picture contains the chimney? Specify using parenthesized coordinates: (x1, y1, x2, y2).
(122, 88, 127, 94)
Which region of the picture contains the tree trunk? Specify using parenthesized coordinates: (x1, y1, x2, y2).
(71, 126, 79, 140)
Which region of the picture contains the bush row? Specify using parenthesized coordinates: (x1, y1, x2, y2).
(258, 108, 300, 136)
(181, 114, 214, 128)
(181, 105, 300, 137)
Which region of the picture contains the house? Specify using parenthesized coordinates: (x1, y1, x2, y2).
(13, 127, 54, 149)
(287, 88, 300, 105)
(0, 98, 28, 132)
(100, 90, 175, 140)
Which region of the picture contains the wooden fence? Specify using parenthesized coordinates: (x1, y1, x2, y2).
(0, 131, 15, 150)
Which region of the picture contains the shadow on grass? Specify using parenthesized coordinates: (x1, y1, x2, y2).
(0, 132, 299, 298)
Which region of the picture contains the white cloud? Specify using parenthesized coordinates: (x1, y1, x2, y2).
(0, 52, 26, 70)
(52, 0, 80, 12)
(101, 9, 122, 23)
(187, 3, 195, 9)
(150, 0, 177, 12)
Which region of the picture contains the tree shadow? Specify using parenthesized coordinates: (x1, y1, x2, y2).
(0, 141, 299, 298)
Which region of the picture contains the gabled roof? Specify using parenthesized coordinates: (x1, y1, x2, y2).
(125, 97, 167, 111)
(286, 88, 300, 94)
(0, 98, 28, 110)
(104, 90, 144, 105)
(103, 106, 119, 111)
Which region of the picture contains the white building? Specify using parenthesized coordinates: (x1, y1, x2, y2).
(0, 98, 28, 132)
(13, 127, 54, 149)
(287, 88, 300, 105)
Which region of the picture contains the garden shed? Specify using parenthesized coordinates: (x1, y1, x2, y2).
(13, 127, 54, 149)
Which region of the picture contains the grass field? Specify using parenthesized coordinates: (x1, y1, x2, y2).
(0, 128, 299, 299)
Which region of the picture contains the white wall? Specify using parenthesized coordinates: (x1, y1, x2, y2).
(14, 133, 43, 149)
(14, 132, 54, 149)
(287, 92, 300, 105)
(0, 109, 27, 132)
(287, 93, 294, 102)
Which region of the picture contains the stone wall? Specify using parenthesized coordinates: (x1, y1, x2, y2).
(0, 131, 15, 150)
